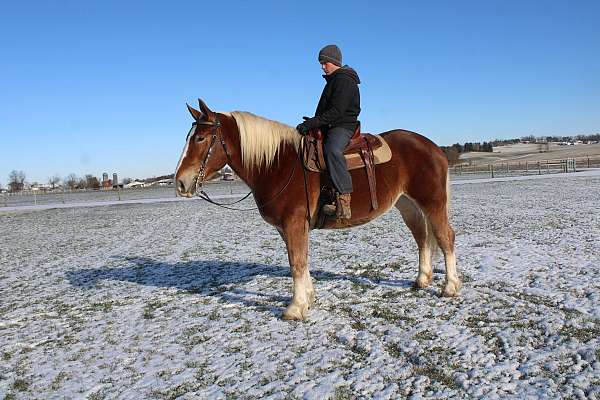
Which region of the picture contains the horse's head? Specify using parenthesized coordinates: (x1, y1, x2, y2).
(175, 99, 229, 197)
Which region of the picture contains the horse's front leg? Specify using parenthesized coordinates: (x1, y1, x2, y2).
(278, 222, 314, 321)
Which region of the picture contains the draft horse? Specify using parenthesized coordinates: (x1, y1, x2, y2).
(175, 99, 460, 321)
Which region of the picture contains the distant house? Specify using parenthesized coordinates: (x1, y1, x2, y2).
(151, 178, 173, 187)
(124, 180, 145, 189)
(30, 183, 51, 192)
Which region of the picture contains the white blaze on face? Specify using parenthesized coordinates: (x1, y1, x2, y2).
(175, 125, 196, 176)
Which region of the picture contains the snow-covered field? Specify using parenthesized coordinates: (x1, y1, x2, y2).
(1, 174, 600, 399)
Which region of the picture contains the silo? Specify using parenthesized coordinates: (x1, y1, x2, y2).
(102, 172, 109, 183)
(113, 173, 118, 186)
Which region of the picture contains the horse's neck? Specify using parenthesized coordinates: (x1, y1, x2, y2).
(225, 135, 297, 197)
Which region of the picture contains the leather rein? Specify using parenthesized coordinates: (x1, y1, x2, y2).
(191, 116, 298, 212)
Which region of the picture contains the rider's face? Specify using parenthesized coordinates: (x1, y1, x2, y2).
(321, 62, 338, 75)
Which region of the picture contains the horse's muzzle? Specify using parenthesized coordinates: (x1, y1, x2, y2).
(176, 176, 196, 198)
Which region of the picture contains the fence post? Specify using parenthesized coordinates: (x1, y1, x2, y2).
(546, 160, 549, 174)
(490, 163, 494, 178)
(588, 156, 590, 169)
(538, 161, 541, 175)
(525, 161, 528, 174)
(506, 162, 509, 174)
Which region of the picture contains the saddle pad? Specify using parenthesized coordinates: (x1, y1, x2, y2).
(302, 135, 392, 173)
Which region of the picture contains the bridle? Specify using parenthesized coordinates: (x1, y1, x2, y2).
(188, 115, 298, 212)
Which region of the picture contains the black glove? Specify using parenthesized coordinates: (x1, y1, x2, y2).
(296, 117, 321, 135)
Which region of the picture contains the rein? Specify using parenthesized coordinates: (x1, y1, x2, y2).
(191, 116, 298, 212)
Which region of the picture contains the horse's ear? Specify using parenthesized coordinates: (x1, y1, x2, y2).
(198, 98, 214, 119)
(186, 103, 202, 121)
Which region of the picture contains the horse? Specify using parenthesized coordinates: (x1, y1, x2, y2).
(175, 99, 460, 321)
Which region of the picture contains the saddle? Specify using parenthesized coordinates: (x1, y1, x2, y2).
(301, 122, 392, 211)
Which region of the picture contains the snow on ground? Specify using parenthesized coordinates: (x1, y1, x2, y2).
(1, 174, 600, 399)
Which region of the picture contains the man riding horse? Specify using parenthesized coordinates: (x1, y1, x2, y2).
(296, 44, 360, 220)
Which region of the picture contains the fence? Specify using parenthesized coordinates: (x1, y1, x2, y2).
(450, 155, 600, 179)
(0, 180, 250, 208)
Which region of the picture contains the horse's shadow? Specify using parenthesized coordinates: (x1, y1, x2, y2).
(65, 256, 414, 316)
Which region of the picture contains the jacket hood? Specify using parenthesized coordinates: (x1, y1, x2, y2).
(324, 65, 360, 84)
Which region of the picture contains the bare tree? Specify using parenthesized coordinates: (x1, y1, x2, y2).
(64, 174, 79, 190)
(77, 177, 87, 189)
(8, 170, 26, 192)
(85, 174, 100, 189)
(48, 174, 61, 189)
(122, 177, 132, 185)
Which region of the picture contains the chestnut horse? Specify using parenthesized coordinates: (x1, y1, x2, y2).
(176, 99, 460, 321)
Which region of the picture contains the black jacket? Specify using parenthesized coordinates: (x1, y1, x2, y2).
(314, 65, 361, 132)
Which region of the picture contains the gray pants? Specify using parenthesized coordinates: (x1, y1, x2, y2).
(324, 127, 353, 194)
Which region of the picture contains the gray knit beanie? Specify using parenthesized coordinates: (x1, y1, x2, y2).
(318, 44, 342, 66)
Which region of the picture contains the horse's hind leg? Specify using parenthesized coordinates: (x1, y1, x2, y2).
(421, 198, 461, 297)
(395, 196, 434, 289)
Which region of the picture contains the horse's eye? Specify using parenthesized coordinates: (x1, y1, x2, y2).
(195, 135, 205, 143)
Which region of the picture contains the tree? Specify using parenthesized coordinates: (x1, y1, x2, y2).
(48, 174, 61, 189)
(65, 174, 79, 190)
(122, 177, 132, 185)
(85, 174, 100, 189)
(8, 170, 26, 192)
(77, 177, 87, 189)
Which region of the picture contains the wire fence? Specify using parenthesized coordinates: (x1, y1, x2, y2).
(450, 155, 600, 180)
(0, 180, 250, 208)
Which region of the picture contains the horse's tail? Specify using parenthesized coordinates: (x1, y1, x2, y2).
(428, 169, 451, 262)
(445, 169, 451, 217)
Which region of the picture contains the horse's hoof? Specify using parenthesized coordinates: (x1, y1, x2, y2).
(441, 281, 461, 297)
(282, 304, 308, 321)
(413, 273, 432, 290)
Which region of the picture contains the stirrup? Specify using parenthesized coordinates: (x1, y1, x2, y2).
(322, 202, 337, 216)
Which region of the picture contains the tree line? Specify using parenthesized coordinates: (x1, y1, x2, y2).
(440, 141, 495, 165)
(441, 133, 599, 165)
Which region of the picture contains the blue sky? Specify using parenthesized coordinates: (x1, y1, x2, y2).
(1, 1, 599, 184)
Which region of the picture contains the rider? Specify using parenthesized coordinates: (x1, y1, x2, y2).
(296, 44, 361, 219)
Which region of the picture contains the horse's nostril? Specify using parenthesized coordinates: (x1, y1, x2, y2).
(177, 180, 185, 193)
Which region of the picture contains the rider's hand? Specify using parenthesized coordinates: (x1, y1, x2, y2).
(296, 122, 309, 135)
(296, 117, 321, 135)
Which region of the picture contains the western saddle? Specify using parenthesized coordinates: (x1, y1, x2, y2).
(301, 122, 387, 213)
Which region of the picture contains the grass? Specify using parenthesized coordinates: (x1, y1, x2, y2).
(559, 324, 600, 343)
(50, 371, 68, 390)
(142, 300, 164, 319)
(371, 305, 415, 324)
(12, 378, 30, 392)
(333, 386, 355, 400)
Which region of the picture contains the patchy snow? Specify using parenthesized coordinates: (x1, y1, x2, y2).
(1, 175, 600, 399)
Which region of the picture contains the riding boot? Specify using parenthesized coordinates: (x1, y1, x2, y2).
(322, 193, 351, 219)
(336, 193, 352, 219)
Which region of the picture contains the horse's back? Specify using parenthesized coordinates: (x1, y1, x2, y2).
(379, 129, 448, 173)
(375, 129, 449, 206)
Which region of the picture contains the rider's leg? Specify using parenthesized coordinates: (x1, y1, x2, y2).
(323, 127, 353, 217)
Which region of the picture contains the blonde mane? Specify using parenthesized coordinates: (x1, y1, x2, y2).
(228, 111, 301, 169)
